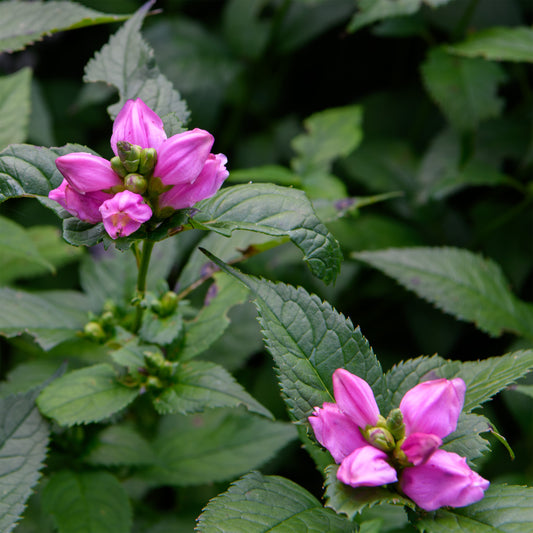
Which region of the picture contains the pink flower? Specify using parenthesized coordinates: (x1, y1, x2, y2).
(308, 369, 489, 511)
(99, 190, 152, 239)
(48, 98, 228, 239)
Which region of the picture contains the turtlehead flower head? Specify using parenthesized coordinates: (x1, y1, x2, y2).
(99, 190, 152, 239)
(49, 98, 228, 239)
(308, 369, 489, 511)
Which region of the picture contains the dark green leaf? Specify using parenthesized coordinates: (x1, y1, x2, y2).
(140, 308, 184, 346)
(197, 471, 355, 532)
(441, 413, 491, 462)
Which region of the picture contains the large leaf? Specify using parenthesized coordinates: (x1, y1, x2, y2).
(84, 0, 189, 134)
(421, 48, 507, 131)
(0, 288, 88, 349)
(0, 388, 49, 533)
(0, 1, 128, 53)
(42, 471, 132, 533)
(447, 27, 533, 63)
(354, 247, 533, 340)
(416, 484, 533, 532)
(441, 413, 491, 462)
(144, 409, 297, 486)
(37, 364, 139, 426)
(196, 471, 355, 532)
(191, 183, 342, 284)
(152, 360, 272, 419)
(203, 252, 388, 420)
(0, 68, 32, 150)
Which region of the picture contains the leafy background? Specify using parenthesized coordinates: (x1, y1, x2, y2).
(0, 0, 532, 531)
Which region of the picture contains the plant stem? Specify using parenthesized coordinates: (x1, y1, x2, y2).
(133, 239, 155, 332)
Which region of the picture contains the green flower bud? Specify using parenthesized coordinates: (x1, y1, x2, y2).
(110, 156, 128, 178)
(83, 321, 106, 341)
(386, 408, 405, 440)
(159, 291, 178, 317)
(139, 148, 157, 176)
(365, 426, 395, 452)
(100, 311, 115, 326)
(146, 376, 163, 390)
(144, 350, 167, 372)
(124, 173, 148, 194)
(117, 141, 142, 173)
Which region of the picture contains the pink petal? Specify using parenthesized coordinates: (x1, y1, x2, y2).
(111, 98, 167, 155)
(99, 190, 152, 239)
(159, 152, 228, 210)
(401, 432, 442, 466)
(56, 153, 122, 193)
(333, 369, 380, 428)
(400, 449, 489, 511)
(49, 179, 112, 224)
(337, 446, 398, 488)
(154, 128, 214, 186)
(308, 402, 367, 463)
(400, 378, 466, 439)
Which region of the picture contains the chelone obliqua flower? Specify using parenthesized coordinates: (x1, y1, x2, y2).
(49, 99, 228, 239)
(309, 369, 490, 511)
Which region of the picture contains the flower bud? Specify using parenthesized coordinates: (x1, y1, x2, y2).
(83, 321, 106, 341)
(146, 376, 163, 390)
(386, 408, 405, 440)
(365, 426, 395, 452)
(117, 141, 142, 173)
(124, 173, 148, 194)
(144, 350, 167, 372)
(159, 291, 178, 317)
(110, 156, 128, 178)
(139, 148, 157, 176)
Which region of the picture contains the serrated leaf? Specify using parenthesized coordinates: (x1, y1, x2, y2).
(0, 388, 49, 533)
(202, 252, 388, 420)
(441, 413, 491, 462)
(421, 48, 507, 131)
(0, 361, 60, 398)
(354, 247, 533, 340)
(447, 27, 533, 63)
(42, 471, 132, 533)
(152, 361, 272, 419)
(0, 288, 87, 349)
(0, 1, 128, 53)
(416, 484, 533, 532)
(37, 364, 139, 426)
(0, 68, 31, 150)
(84, 0, 188, 134)
(196, 470, 355, 532)
(180, 272, 249, 360)
(192, 183, 342, 284)
(139, 307, 184, 346)
(324, 465, 414, 520)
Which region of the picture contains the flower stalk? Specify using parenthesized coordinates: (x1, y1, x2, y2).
(133, 239, 155, 332)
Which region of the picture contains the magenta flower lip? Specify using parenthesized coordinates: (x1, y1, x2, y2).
(309, 369, 490, 511)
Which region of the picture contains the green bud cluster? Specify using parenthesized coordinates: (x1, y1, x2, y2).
(363, 410, 410, 464)
(82, 300, 122, 343)
(142, 350, 179, 389)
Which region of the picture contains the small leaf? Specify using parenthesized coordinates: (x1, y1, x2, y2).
(192, 183, 342, 284)
(42, 471, 132, 533)
(145, 409, 297, 486)
(152, 361, 272, 419)
(416, 484, 533, 532)
(324, 465, 414, 520)
(139, 308, 184, 346)
(354, 247, 533, 339)
(37, 364, 139, 426)
(84, 0, 189, 134)
(0, 1, 128, 53)
(421, 48, 507, 131)
(0, 68, 32, 150)
(197, 471, 355, 532)
(0, 388, 49, 533)
(447, 27, 533, 63)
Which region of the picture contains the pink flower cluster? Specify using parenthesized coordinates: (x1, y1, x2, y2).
(309, 369, 490, 511)
(49, 99, 228, 239)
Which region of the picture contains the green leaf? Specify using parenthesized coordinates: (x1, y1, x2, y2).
(202, 252, 388, 421)
(42, 471, 132, 533)
(348, 0, 454, 32)
(354, 247, 533, 340)
(416, 484, 533, 532)
(61, 218, 106, 248)
(324, 465, 414, 520)
(228, 165, 301, 186)
(145, 409, 297, 486)
(180, 272, 249, 360)
(421, 48, 507, 131)
(0, 388, 49, 533)
(139, 307, 184, 346)
(441, 413, 491, 462)
(197, 471, 355, 532)
(152, 361, 272, 419)
(37, 364, 139, 426)
(192, 183, 342, 284)
(0, 68, 32, 150)
(0, 288, 87, 349)
(0, 361, 61, 398)
(447, 27, 533, 63)
(85, 424, 155, 467)
(84, 1, 189, 134)
(0, 1, 128, 53)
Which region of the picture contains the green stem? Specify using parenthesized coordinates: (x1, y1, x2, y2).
(133, 239, 155, 332)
